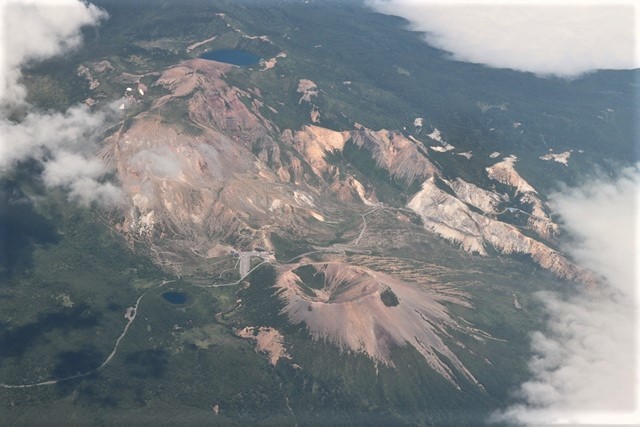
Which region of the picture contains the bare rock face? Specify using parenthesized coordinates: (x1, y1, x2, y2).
(486, 155, 536, 195)
(109, 60, 330, 263)
(77, 64, 100, 90)
(278, 124, 439, 202)
(408, 178, 593, 283)
(520, 192, 559, 240)
(277, 261, 487, 389)
(236, 326, 291, 366)
(152, 59, 230, 101)
(281, 125, 349, 177)
(408, 178, 487, 255)
(115, 115, 246, 240)
(153, 59, 279, 161)
(540, 151, 571, 165)
(115, 61, 324, 264)
(487, 155, 558, 240)
(297, 79, 318, 104)
(350, 128, 438, 184)
(330, 175, 377, 205)
(449, 178, 504, 215)
(106, 58, 586, 286)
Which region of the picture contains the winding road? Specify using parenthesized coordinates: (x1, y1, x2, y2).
(0, 205, 377, 389)
(0, 280, 175, 389)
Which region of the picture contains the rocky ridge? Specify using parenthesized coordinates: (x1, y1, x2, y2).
(102, 58, 589, 285)
(70, 28, 602, 392)
(486, 155, 558, 240)
(408, 178, 592, 283)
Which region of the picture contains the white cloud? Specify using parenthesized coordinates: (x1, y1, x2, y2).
(368, 0, 639, 77)
(493, 166, 640, 425)
(42, 151, 106, 186)
(0, 0, 107, 105)
(68, 177, 124, 207)
(551, 167, 639, 294)
(0, 105, 106, 172)
(0, 1, 122, 207)
(130, 148, 184, 179)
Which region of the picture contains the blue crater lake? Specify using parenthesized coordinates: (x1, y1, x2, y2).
(199, 49, 260, 66)
(162, 291, 188, 305)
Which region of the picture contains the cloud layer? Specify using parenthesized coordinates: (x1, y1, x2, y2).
(368, 0, 639, 77)
(0, 0, 122, 207)
(493, 166, 640, 424)
(1, 0, 107, 106)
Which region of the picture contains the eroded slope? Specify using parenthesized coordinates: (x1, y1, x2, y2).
(277, 260, 489, 388)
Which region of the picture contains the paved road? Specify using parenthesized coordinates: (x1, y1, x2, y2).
(237, 251, 273, 277)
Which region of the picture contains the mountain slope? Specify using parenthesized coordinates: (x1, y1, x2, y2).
(1, 0, 635, 424)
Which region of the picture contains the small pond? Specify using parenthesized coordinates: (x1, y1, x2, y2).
(161, 291, 188, 305)
(199, 49, 260, 66)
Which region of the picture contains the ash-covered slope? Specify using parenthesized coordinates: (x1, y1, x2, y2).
(277, 260, 491, 389)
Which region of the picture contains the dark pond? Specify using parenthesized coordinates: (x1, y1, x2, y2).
(199, 49, 260, 66)
(161, 291, 188, 305)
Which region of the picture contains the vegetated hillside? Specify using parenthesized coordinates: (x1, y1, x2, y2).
(2, 0, 635, 424)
